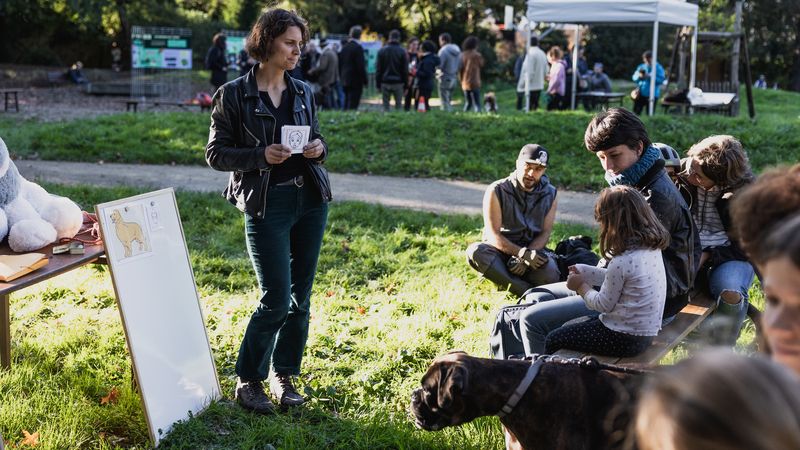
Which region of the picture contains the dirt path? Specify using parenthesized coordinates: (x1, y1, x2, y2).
(17, 160, 597, 226)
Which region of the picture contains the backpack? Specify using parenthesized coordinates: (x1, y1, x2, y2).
(489, 288, 550, 359)
(553, 235, 600, 280)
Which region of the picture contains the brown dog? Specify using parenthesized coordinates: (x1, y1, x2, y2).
(410, 352, 642, 450)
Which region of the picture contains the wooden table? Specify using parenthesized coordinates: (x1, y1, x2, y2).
(576, 91, 625, 110)
(0, 89, 20, 112)
(0, 242, 106, 369)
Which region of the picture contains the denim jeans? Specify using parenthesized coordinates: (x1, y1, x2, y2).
(519, 282, 597, 355)
(235, 184, 328, 380)
(438, 77, 456, 111)
(707, 259, 755, 340)
(463, 89, 483, 112)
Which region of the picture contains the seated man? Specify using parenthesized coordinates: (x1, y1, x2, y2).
(466, 144, 561, 296)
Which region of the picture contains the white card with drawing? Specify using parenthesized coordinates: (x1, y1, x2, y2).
(281, 125, 310, 154)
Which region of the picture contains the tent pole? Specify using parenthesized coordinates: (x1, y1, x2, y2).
(524, 26, 531, 112)
(571, 26, 580, 110)
(649, 20, 659, 116)
(690, 25, 697, 90)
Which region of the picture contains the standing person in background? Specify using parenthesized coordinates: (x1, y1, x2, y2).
(437, 33, 461, 112)
(376, 29, 408, 112)
(546, 46, 566, 111)
(307, 38, 339, 110)
(111, 41, 122, 72)
(459, 35, 484, 112)
(403, 37, 420, 111)
(516, 35, 548, 111)
(339, 25, 368, 110)
(333, 41, 346, 109)
(237, 38, 256, 77)
(206, 33, 228, 92)
(205, 8, 331, 415)
(632, 50, 665, 115)
(415, 40, 440, 112)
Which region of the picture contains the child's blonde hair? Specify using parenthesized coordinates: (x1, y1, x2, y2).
(634, 350, 800, 450)
(595, 185, 669, 259)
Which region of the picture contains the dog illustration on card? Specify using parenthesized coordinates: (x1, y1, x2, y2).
(110, 208, 150, 258)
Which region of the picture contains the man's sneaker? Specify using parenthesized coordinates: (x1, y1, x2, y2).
(270, 373, 305, 407)
(234, 378, 275, 414)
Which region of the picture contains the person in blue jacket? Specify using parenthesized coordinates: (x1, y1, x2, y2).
(632, 50, 665, 115)
(414, 40, 441, 112)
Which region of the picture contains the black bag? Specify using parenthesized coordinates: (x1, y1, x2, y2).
(489, 289, 549, 359)
(553, 235, 601, 280)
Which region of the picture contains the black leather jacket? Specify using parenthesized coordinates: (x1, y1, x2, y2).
(636, 159, 701, 317)
(206, 64, 332, 218)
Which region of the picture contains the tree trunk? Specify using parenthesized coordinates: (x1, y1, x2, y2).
(790, 17, 800, 92)
(115, 0, 130, 71)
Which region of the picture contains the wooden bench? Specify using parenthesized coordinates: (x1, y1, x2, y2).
(0, 89, 20, 112)
(121, 99, 211, 113)
(46, 71, 67, 87)
(555, 294, 717, 366)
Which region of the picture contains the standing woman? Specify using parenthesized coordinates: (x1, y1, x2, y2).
(546, 46, 566, 111)
(206, 33, 229, 91)
(459, 35, 484, 112)
(206, 8, 332, 414)
(403, 37, 420, 111)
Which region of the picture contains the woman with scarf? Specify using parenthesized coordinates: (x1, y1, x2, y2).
(518, 108, 698, 354)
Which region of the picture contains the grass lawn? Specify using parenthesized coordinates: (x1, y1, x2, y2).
(1, 87, 798, 191)
(0, 185, 763, 449)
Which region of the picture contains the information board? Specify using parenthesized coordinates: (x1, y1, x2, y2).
(131, 30, 193, 69)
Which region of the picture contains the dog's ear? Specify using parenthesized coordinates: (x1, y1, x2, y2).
(437, 363, 468, 411)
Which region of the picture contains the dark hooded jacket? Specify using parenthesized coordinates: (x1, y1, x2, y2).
(415, 52, 441, 92)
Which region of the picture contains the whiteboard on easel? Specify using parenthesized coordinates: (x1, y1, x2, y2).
(96, 188, 220, 445)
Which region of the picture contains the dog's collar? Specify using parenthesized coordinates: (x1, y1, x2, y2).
(496, 358, 544, 418)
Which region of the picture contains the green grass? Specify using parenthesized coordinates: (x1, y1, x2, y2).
(0, 184, 764, 448)
(1, 87, 798, 191)
(0, 184, 594, 449)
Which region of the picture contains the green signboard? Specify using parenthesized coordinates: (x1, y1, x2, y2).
(131, 31, 193, 69)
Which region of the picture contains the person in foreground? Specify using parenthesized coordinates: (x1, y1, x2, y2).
(729, 164, 800, 376)
(205, 8, 331, 414)
(466, 144, 560, 297)
(634, 350, 800, 450)
(522, 185, 669, 357)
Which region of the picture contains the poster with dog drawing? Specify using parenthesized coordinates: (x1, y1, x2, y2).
(103, 203, 153, 263)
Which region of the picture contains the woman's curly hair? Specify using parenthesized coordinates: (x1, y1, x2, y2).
(246, 8, 309, 62)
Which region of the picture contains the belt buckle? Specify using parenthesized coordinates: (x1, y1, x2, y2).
(294, 175, 304, 187)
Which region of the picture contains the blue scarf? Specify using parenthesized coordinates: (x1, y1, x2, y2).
(605, 145, 661, 186)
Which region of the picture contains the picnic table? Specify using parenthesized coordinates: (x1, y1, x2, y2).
(0, 89, 20, 112)
(121, 99, 211, 113)
(0, 242, 106, 369)
(575, 91, 625, 110)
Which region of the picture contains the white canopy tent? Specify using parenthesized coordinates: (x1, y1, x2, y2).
(524, 0, 699, 115)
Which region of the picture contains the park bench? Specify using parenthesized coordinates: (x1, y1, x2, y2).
(554, 293, 717, 366)
(46, 71, 67, 87)
(121, 99, 211, 113)
(0, 89, 20, 112)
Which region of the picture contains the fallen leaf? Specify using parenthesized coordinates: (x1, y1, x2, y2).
(100, 387, 120, 405)
(325, 290, 335, 297)
(356, 306, 366, 315)
(20, 430, 39, 447)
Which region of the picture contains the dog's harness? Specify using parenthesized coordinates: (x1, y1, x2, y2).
(496, 354, 650, 418)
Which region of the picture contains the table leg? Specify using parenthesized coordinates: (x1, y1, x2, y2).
(1, 293, 10, 369)
(12, 92, 18, 112)
(3, 92, 8, 112)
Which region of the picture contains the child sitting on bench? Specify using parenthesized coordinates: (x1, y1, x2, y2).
(521, 185, 669, 357)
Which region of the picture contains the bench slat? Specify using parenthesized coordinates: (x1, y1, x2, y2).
(554, 294, 716, 366)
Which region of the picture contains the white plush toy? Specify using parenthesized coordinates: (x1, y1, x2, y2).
(0, 137, 83, 252)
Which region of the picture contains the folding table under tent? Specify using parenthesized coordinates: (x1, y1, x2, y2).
(525, 0, 699, 115)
